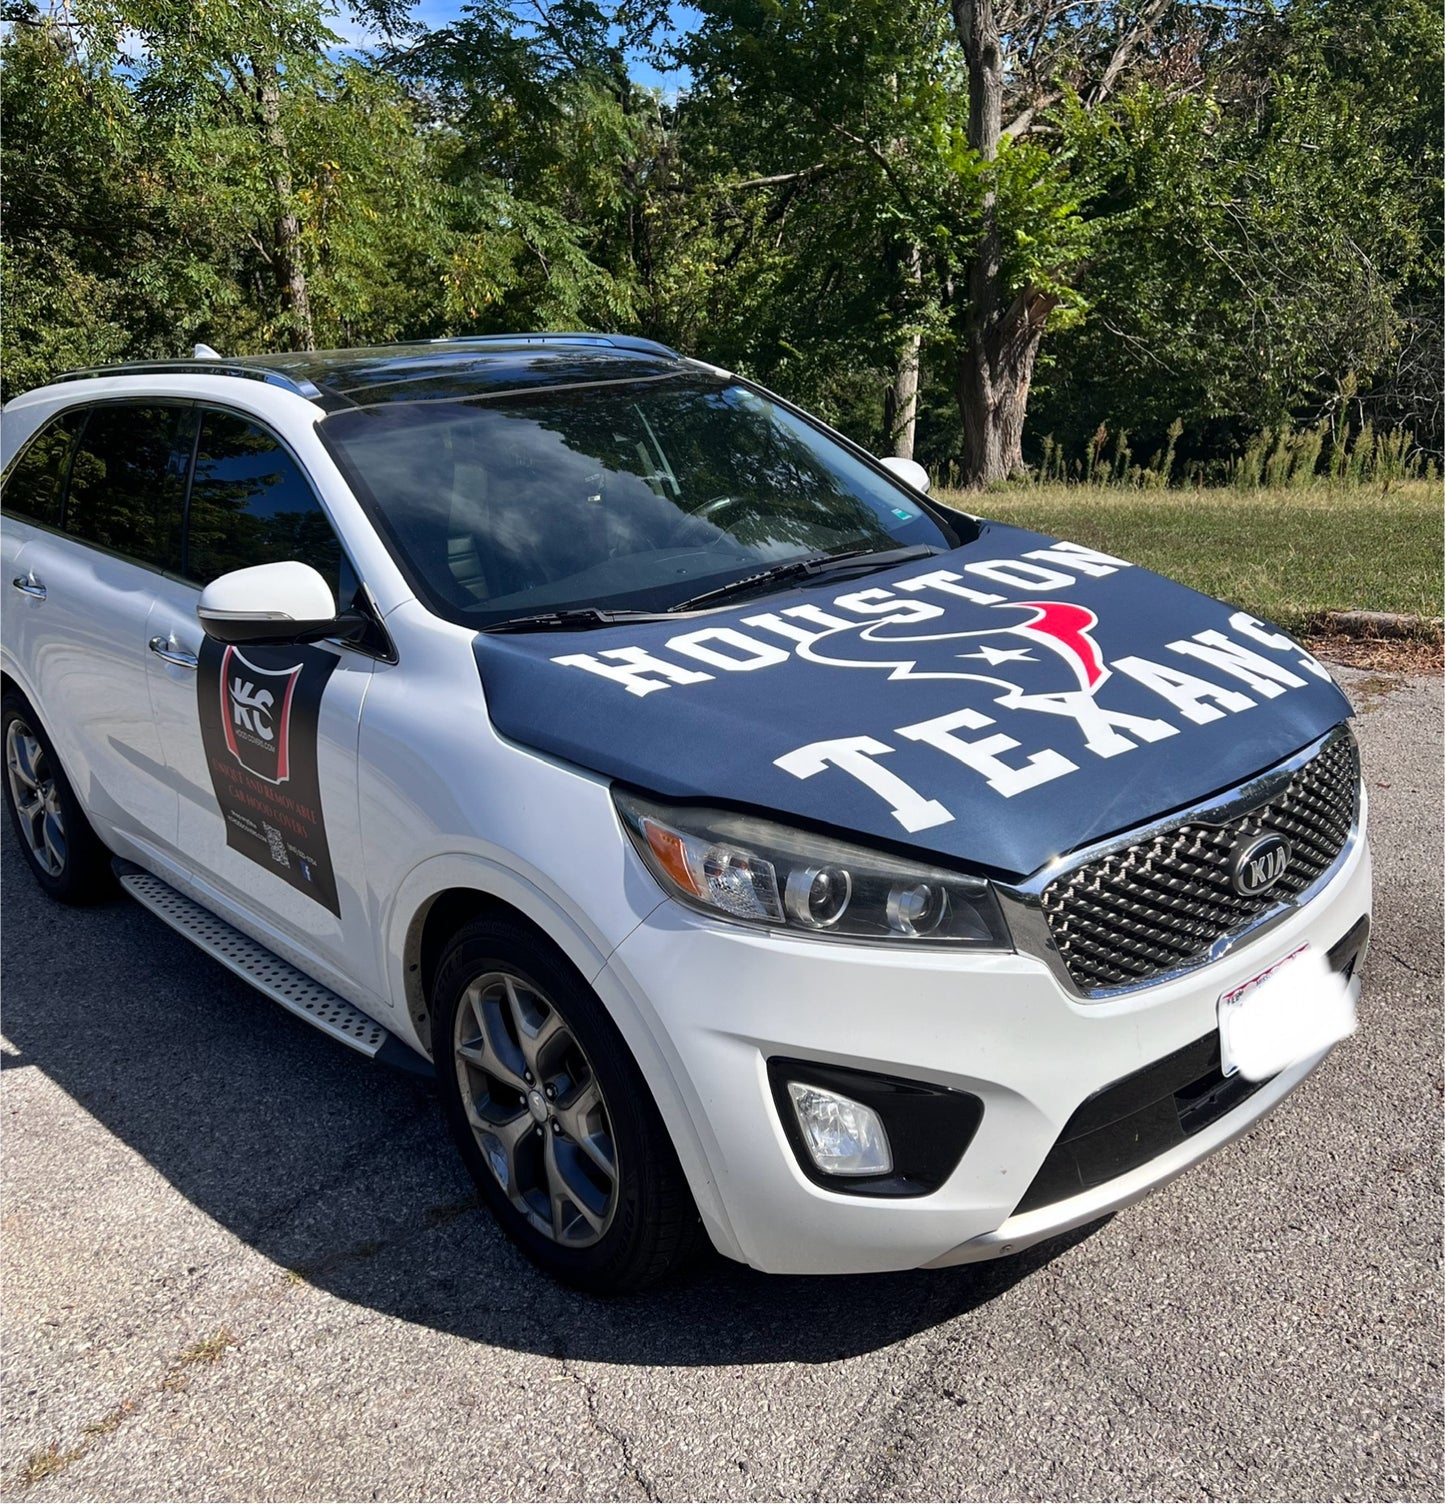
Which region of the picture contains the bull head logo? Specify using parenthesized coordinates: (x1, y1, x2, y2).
(797, 599, 1109, 707)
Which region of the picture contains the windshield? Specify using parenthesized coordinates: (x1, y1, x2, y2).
(322, 374, 968, 627)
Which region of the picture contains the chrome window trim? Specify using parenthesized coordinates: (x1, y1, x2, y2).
(995, 724, 1360, 1002)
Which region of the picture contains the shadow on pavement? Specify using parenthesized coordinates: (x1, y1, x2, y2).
(1, 840, 1103, 1368)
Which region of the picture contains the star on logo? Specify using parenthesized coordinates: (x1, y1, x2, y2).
(956, 645, 1037, 666)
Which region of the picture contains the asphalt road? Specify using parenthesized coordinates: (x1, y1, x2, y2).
(3, 666, 1440, 1502)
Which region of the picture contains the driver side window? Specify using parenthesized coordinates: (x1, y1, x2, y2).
(185, 410, 356, 604)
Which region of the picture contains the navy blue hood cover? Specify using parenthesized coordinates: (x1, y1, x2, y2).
(473, 522, 1351, 880)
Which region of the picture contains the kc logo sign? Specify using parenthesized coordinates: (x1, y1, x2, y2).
(198, 638, 341, 914)
(220, 646, 303, 785)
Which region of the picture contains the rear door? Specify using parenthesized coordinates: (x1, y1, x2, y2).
(143, 406, 382, 1002)
(2, 407, 85, 695)
(2, 402, 194, 853)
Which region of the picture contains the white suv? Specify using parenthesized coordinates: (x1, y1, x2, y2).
(1, 336, 1371, 1291)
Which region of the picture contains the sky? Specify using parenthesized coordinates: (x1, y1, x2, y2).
(338, 0, 700, 91)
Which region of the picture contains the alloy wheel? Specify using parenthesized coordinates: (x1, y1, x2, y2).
(6, 718, 66, 878)
(452, 969, 619, 1247)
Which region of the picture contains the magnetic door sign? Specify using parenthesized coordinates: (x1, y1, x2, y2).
(197, 638, 341, 916)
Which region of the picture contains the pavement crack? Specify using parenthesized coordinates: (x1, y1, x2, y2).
(813, 1281, 961, 1500)
(246, 1100, 436, 1247)
(278, 1195, 482, 1292)
(558, 1364, 659, 1501)
(814, 1357, 915, 1500)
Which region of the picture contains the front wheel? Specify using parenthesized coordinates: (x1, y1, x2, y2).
(432, 916, 701, 1292)
(2, 693, 111, 904)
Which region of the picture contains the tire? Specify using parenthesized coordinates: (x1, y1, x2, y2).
(432, 915, 702, 1293)
(2, 692, 112, 905)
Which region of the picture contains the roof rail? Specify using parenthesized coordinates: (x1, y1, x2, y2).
(430, 332, 683, 361)
(52, 361, 325, 401)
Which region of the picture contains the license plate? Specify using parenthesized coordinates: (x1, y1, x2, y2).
(1217, 942, 1356, 1081)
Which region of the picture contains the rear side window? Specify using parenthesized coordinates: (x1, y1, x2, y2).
(1, 410, 87, 528)
(66, 404, 194, 571)
(186, 410, 349, 599)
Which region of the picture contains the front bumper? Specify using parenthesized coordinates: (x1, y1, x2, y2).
(922, 1026, 1340, 1267)
(599, 822, 1372, 1276)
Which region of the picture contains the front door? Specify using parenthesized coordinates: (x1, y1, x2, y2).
(142, 406, 385, 1008)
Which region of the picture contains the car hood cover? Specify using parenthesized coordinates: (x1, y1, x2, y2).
(472, 521, 1352, 880)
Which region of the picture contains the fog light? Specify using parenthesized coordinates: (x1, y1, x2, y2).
(786, 1082, 892, 1176)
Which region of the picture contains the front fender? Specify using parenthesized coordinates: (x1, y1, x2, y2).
(382, 852, 741, 1260)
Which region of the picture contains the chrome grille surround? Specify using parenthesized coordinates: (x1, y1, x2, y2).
(998, 725, 1361, 1000)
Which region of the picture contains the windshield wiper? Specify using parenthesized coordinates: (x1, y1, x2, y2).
(481, 544, 945, 631)
(671, 544, 944, 613)
(481, 607, 679, 634)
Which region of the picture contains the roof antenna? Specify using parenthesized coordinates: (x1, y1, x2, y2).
(193, 343, 221, 359)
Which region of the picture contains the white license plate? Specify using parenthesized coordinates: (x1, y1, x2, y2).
(1218, 945, 1308, 1078)
(1217, 942, 1356, 1081)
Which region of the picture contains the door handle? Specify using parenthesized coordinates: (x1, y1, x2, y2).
(148, 635, 199, 669)
(10, 574, 46, 600)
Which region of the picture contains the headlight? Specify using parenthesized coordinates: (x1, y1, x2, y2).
(614, 790, 1011, 949)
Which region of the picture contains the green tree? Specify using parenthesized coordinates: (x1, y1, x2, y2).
(3, 0, 1438, 477)
(385, 0, 661, 334)
(1029, 0, 1443, 468)
(1, 10, 154, 395)
(665, 1, 966, 451)
(1, 0, 463, 387)
(676, 2, 1232, 485)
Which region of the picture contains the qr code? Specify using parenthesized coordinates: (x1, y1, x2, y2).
(262, 824, 292, 868)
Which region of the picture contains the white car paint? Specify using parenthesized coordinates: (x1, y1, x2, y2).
(0, 364, 1372, 1277)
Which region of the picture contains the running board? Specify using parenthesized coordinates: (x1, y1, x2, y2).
(114, 860, 432, 1075)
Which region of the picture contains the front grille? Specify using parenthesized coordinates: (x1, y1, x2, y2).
(1040, 730, 1359, 994)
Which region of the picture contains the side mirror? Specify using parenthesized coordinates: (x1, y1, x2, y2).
(878, 455, 931, 495)
(197, 561, 367, 646)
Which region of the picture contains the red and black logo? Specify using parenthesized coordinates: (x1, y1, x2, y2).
(798, 598, 1110, 706)
(197, 638, 340, 915)
(220, 646, 304, 785)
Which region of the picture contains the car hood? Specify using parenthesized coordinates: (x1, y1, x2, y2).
(471, 520, 1352, 881)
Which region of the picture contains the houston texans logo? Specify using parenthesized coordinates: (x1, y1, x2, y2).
(797, 600, 1109, 706)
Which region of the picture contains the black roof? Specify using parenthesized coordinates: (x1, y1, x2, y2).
(54, 334, 691, 411)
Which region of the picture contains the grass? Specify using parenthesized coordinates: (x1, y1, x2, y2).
(935, 481, 1443, 638)
(159, 1327, 239, 1393)
(82, 1403, 135, 1438)
(16, 1444, 82, 1485)
(7, 1339, 236, 1488)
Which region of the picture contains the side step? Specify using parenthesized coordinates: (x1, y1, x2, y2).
(114, 860, 432, 1075)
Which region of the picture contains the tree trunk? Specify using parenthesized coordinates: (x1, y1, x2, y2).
(951, 0, 1054, 487)
(957, 285, 1057, 484)
(885, 329, 922, 459)
(255, 61, 315, 352)
(885, 238, 924, 460)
